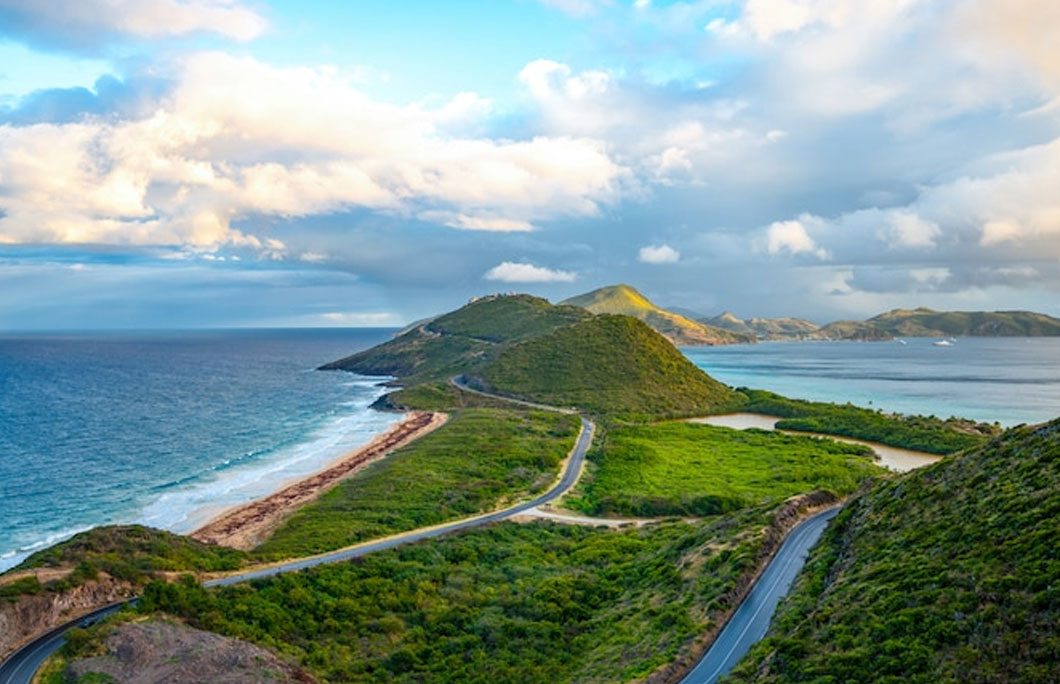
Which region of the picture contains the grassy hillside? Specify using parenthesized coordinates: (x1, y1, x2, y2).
(3, 526, 247, 599)
(475, 314, 744, 420)
(125, 505, 798, 684)
(566, 422, 882, 517)
(869, 307, 1060, 337)
(812, 319, 892, 341)
(257, 409, 580, 558)
(562, 285, 752, 346)
(728, 418, 1060, 683)
(320, 294, 589, 383)
(742, 389, 998, 454)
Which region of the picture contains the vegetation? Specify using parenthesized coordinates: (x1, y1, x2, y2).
(3, 526, 248, 598)
(701, 312, 820, 340)
(566, 422, 881, 517)
(319, 295, 590, 383)
(256, 409, 580, 558)
(377, 380, 515, 412)
(728, 419, 1060, 683)
(477, 315, 743, 421)
(133, 511, 784, 684)
(561, 284, 752, 346)
(868, 306, 1060, 337)
(813, 319, 891, 341)
(741, 388, 999, 454)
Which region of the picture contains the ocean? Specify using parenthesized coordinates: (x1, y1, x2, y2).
(0, 329, 399, 572)
(683, 337, 1060, 426)
(2, 331, 1058, 574)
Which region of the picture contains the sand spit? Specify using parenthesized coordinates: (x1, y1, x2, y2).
(191, 411, 447, 550)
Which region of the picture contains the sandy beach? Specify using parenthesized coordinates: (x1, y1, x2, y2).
(191, 411, 448, 550)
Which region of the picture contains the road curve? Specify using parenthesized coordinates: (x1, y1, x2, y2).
(678, 507, 841, 684)
(0, 387, 593, 684)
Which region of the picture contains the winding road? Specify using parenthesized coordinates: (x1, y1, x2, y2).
(678, 507, 841, 684)
(1, 378, 839, 684)
(0, 386, 593, 684)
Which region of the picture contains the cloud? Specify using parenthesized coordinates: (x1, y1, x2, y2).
(536, 0, 612, 17)
(638, 244, 680, 264)
(880, 211, 941, 249)
(0, 0, 267, 52)
(763, 217, 830, 260)
(0, 53, 630, 251)
(483, 261, 576, 283)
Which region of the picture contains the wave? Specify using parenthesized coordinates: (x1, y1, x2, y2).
(136, 380, 401, 534)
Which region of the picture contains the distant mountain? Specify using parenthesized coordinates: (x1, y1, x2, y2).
(561, 285, 753, 346)
(812, 319, 891, 341)
(703, 311, 820, 339)
(731, 418, 1060, 683)
(868, 307, 1060, 337)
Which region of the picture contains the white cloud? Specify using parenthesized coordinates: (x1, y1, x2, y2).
(483, 261, 576, 283)
(980, 220, 1022, 246)
(0, 0, 267, 48)
(638, 244, 680, 264)
(0, 53, 630, 250)
(881, 211, 941, 248)
(317, 312, 403, 326)
(535, 0, 612, 17)
(763, 217, 830, 259)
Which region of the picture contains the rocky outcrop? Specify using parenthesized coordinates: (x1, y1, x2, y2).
(67, 620, 317, 684)
(0, 578, 136, 659)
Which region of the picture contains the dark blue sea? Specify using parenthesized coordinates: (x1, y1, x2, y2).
(684, 337, 1060, 426)
(0, 329, 398, 571)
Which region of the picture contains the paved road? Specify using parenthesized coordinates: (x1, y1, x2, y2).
(678, 507, 841, 684)
(0, 390, 593, 684)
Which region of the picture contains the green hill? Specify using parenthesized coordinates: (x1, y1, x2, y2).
(562, 285, 753, 346)
(868, 307, 1060, 337)
(472, 314, 743, 419)
(319, 294, 590, 383)
(703, 312, 820, 339)
(729, 418, 1060, 683)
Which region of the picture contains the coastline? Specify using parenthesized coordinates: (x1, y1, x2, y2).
(191, 411, 448, 550)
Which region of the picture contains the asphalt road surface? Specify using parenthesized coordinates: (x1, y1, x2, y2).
(0, 394, 593, 684)
(678, 507, 841, 684)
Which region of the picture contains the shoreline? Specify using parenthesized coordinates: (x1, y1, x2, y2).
(191, 411, 448, 550)
(689, 412, 941, 472)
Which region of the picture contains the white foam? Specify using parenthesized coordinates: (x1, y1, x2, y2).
(136, 380, 402, 534)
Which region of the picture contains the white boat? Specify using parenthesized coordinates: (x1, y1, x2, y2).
(933, 339, 953, 347)
(896, 339, 907, 345)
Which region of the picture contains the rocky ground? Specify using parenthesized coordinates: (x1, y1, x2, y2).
(67, 620, 316, 684)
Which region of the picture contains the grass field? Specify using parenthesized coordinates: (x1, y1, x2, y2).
(256, 409, 581, 558)
(566, 422, 884, 517)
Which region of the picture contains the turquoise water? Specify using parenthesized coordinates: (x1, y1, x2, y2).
(683, 337, 1060, 426)
(0, 329, 398, 572)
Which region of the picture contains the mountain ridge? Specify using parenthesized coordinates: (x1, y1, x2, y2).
(561, 284, 754, 346)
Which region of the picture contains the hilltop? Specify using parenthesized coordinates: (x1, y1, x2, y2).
(324, 293, 742, 419)
(868, 307, 1060, 337)
(702, 306, 1060, 342)
(320, 294, 590, 383)
(473, 314, 742, 419)
(729, 417, 1060, 683)
(561, 285, 753, 346)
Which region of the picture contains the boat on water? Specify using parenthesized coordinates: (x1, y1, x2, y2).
(933, 339, 954, 347)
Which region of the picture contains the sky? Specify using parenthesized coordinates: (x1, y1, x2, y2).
(1, 0, 1059, 329)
